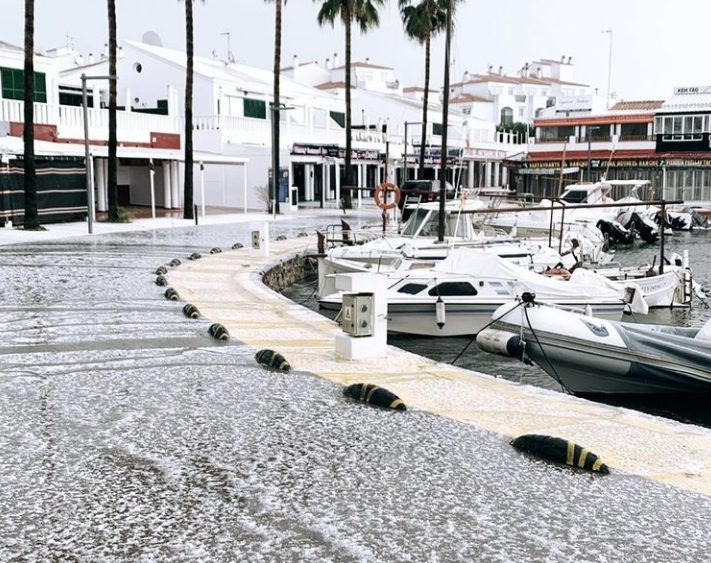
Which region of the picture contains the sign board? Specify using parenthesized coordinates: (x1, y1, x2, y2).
(555, 96, 593, 112)
(673, 86, 711, 95)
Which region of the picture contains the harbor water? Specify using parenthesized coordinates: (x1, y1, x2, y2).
(1, 216, 710, 561)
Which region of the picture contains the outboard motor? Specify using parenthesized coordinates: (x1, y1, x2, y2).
(627, 212, 659, 244)
(596, 219, 635, 246)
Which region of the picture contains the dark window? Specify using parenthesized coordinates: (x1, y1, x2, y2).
(244, 98, 266, 119)
(397, 283, 427, 295)
(500, 107, 513, 125)
(330, 111, 345, 127)
(1, 67, 47, 102)
(433, 122, 443, 135)
(428, 282, 478, 296)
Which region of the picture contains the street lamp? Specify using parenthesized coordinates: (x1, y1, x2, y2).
(586, 125, 601, 182)
(269, 103, 295, 219)
(402, 120, 423, 185)
(81, 73, 116, 234)
(603, 29, 613, 110)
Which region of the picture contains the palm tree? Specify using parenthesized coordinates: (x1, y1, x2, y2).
(399, 0, 450, 177)
(107, 0, 119, 221)
(23, 0, 39, 229)
(315, 0, 385, 209)
(181, 1, 204, 220)
(266, 0, 286, 214)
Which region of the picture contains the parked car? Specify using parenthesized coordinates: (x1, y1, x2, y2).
(398, 180, 456, 209)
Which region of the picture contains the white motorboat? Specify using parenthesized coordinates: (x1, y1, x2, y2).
(317, 199, 605, 298)
(477, 299, 711, 395)
(320, 250, 627, 337)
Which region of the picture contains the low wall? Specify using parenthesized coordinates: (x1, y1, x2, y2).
(261, 253, 317, 292)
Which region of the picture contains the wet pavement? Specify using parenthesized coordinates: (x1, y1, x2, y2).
(1, 214, 710, 561)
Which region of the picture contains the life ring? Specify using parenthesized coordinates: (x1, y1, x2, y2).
(374, 182, 401, 210)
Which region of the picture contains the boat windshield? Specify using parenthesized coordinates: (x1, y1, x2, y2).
(401, 209, 464, 237)
(560, 189, 590, 203)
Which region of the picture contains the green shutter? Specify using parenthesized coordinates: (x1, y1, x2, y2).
(244, 98, 266, 119)
(330, 111, 345, 128)
(0, 67, 47, 102)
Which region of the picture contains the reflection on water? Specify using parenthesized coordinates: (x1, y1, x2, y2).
(1, 218, 711, 560)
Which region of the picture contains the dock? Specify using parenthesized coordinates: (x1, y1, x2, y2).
(169, 236, 711, 497)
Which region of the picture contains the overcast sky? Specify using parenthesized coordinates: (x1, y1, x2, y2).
(4, 0, 711, 101)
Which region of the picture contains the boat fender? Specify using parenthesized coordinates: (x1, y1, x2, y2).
(297, 232, 309, 238)
(436, 296, 446, 329)
(343, 383, 406, 411)
(276, 235, 287, 241)
(255, 349, 291, 372)
(510, 434, 609, 474)
(208, 323, 230, 341)
(189, 252, 202, 261)
(182, 303, 200, 319)
(169, 258, 181, 267)
(210, 247, 222, 254)
(155, 265, 168, 276)
(476, 329, 524, 358)
(164, 287, 180, 301)
(155, 275, 168, 286)
(231, 242, 244, 250)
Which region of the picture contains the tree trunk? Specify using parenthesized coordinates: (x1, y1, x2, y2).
(343, 1, 353, 209)
(272, 0, 282, 214)
(183, 0, 195, 219)
(438, 0, 452, 242)
(23, 0, 38, 229)
(419, 32, 430, 177)
(107, 0, 118, 221)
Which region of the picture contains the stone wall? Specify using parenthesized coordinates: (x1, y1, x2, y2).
(261, 254, 317, 293)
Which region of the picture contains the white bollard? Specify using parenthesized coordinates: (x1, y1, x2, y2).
(334, 273, 388, 360)
(249, 222, 270, 257)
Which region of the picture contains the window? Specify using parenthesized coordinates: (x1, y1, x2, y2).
(244, 97, 266, 119)
(397, 283, 427, 295)
(500, 107, 513, 125)
(428, 282, 478, 296)
(433, 123, 443, 135)
(0, 67, 47, 102)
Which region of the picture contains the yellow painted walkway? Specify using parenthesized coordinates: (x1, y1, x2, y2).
(169, 237, 711, 497)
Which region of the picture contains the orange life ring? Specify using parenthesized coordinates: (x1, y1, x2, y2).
(374, 182, 401, 210)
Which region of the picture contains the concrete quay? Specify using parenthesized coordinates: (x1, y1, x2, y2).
(169, 236, 711, 497)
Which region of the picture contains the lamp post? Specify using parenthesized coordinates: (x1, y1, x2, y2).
(603, 29, 613, 110)
(402, 121, 423, 185)
(269, 103, 294, 219)
(586, 125, 601, 182)
(81, 73, 116, 234)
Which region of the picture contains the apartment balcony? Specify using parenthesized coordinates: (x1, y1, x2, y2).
(529, 134, 656, 154)
(0, 99, 180, 146)
(191, 114, 386, 150)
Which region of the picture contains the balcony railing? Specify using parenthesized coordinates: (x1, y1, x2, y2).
(535, 136, 570, 144)
(575, 135, 613, 143)
(618, 134, 655, 142)
(0, 98, 179, 144)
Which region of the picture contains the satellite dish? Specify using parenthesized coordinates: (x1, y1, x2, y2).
(142, 31, 163, 47)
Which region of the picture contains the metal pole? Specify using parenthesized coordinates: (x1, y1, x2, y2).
(402, 121, 408, 185)
(271, 104, 279, 219)
(605, 29, 613, 110)
(149, 158, 156, 219)
(659, 201, 666, 275)
(81, 74, 94, 234)
(587, 127, 592, 182)
(199, 161, 205, 217)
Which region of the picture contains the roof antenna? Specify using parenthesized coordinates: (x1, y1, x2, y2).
(221, 31, 235, 64)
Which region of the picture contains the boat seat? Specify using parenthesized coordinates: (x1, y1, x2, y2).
(695, 318, 711, 342)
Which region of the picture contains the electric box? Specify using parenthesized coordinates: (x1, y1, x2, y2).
(251, 230, 261, 250)
(342, 292, 374, 337)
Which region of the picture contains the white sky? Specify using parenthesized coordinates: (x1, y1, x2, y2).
(4, 0, 711, 101)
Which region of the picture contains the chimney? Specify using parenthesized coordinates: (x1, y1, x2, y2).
(104, 43, 109, 58)
(293, 54, 299, 69)
(326, 57, 330, 69)
(498, 65, 503, 76)
(561, 55, 565, 63)
(568, 56, 573, 65)
(88, 52, 94, 64)
(333, 52, 339, 68)
(524, 62, 530, 77)
(74, 53, 83, 65)
(118, 46, 123, 58)
(365, 57, 370, 64)
(487, 64, 493, 74)
(537, 66, 542, 78)
(463, 70, 470, 82)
